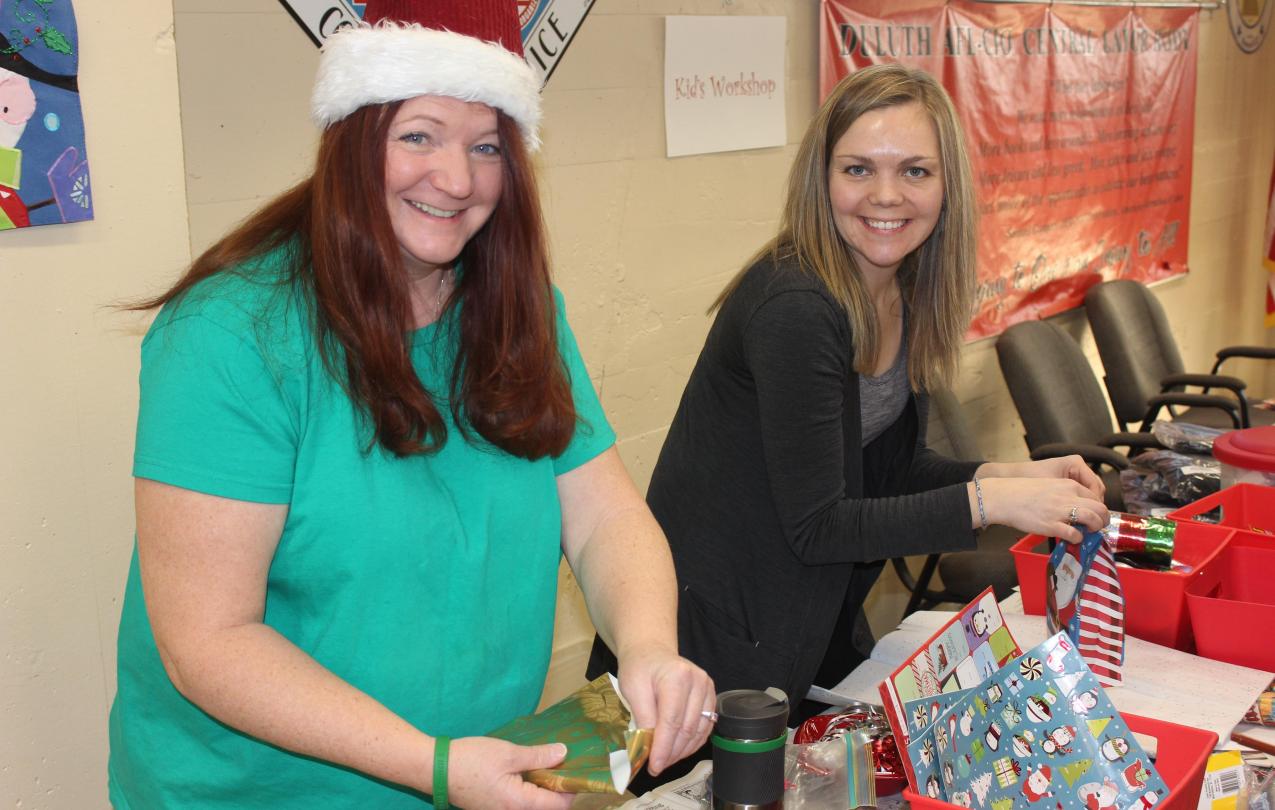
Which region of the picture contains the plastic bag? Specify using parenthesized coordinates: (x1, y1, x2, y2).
(1149, 419, 1226, 454)
(1117, 469, 1174, 517)
(1125, 448, 1220, 506)
(784, 731, 878, 809)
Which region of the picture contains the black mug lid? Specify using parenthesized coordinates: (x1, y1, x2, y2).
(715, 688, 789, 740)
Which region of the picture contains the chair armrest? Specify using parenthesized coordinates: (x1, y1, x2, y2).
(1098, 432, 1163, 451)
(1030, 442, 1130, 471)
(1160, 372, 1246, 394)
(1212, 346, 1275, 375)
(1216, 345, 1275, 363)
(1144, 392, 1241, 428)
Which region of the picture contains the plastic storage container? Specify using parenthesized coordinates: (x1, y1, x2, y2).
(1168, 482, 1275, 534)
(1185, 529, 1275, 671)
(903, 713, 1217, 810)
(1010, 520, 1232, 650)
(1213, 426, 1275, 488)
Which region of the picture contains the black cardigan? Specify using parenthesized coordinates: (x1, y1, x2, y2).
(593, 253, 982, 710)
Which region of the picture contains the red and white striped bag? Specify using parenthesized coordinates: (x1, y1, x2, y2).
(1045, 532, 1125, 686)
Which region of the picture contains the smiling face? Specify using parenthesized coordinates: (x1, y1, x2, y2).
(383, 95, 503, 278)
(827, 101, 944, 280)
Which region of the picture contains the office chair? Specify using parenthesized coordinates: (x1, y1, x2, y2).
(889, 389, 1022, 618)
(1084, 280, 1274, 431)
(995, 319, 1171, 510)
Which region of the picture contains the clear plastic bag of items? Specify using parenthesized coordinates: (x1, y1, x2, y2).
(783, 729, 878, 809)
(1121, 448, 1220, 510)
(1149, 420, 1226, 454)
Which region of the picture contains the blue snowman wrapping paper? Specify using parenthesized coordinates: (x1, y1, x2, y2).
(906, 631, 1170, 810)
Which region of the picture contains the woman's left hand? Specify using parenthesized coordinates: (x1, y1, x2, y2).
(983, 455, 1105, 503)
(616, 644, 715, 777)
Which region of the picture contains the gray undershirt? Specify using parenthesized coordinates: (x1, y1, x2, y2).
(859, 336, 910, 447)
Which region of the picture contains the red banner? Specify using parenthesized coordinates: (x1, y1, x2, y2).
(821, 2, 1196, 339)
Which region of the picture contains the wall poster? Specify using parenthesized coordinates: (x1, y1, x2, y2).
(664, 15, 786, 158)
(0, 0, 91, 230)
(822, 2, 1197, 339)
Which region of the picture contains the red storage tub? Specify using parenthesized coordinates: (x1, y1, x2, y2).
(1185, 529, 1275, 671)
(1167, 483, 1275, 534)
(903, 713, 1216, 810)
(1010, 521, 1232, 650)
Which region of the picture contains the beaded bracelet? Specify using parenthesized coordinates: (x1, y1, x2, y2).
(433, 736, 450, 810)
(973, 477, 988, 531)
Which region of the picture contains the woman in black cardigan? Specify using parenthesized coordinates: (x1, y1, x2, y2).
(592, 63, 1107, 772)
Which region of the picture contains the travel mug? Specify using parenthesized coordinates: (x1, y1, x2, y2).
(711, 688, 789, 809)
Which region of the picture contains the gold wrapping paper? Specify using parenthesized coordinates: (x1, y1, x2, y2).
(489, 673, 653, 794)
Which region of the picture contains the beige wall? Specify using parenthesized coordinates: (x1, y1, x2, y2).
(3, 0, 1273, 806)
(0, 2, 192, 808)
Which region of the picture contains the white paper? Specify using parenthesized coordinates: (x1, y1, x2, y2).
(619, 759, 713, 809)
(663, 16, 787, 158)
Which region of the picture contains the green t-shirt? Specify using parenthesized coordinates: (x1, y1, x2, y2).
(107, 252, 615, 808)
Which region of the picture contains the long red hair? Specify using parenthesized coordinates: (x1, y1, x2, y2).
(135, 102, 576, 459)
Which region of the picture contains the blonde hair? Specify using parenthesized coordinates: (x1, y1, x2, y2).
(715, 63, 976, 391)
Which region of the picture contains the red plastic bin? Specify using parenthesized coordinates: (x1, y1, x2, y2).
(903, 713, 1217, 810)
(1167, 483, 1275, 534)
(1185, 529, 1275, 671)
(1010, 520, 1232, 650)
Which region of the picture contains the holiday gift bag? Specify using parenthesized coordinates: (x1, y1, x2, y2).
(1046, 530, 1126, 686)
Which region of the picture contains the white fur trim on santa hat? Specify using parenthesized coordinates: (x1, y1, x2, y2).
(311, 22, 541, 151)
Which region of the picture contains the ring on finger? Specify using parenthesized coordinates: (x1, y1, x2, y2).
(1068, 505, 1079, 524)
(701, 710, 719, 723)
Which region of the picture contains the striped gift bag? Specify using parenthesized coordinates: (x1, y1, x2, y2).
(1045, 532, 1125, 686)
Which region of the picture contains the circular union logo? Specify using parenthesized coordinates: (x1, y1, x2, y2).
(1228, 0, 1273, 53)
(518, 0, 541, 30)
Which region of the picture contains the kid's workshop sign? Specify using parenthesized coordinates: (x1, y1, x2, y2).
(822, 2, 1197, 339)
(278, 0, 593, 85)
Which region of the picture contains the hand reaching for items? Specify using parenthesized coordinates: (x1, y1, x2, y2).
(617, 645, 716, 776)
(1005, 455, 1106, 502)
(974, 475, 1110, 543)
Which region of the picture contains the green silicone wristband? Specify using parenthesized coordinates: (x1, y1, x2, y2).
(433, 736, 450, 810)
(710, 732, 787, 754)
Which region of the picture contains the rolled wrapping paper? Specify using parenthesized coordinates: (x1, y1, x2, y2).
(1103, 513, 1176, 570)
(488, 673, 653, 794)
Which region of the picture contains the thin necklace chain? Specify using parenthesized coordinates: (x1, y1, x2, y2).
(426, 268, 453, 323)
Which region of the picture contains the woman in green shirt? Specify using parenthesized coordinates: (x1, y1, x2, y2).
(107, 3, 713, 807)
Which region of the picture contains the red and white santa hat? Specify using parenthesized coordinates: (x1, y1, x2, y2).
(310, 0, 542, 150)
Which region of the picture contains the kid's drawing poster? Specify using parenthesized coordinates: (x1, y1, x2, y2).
(0, 0, 92, 230)
(879, 588, 1022, 789)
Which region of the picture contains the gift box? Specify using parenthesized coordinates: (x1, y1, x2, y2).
(1010, 521, 1232, 650)
(1167, 483, 1275, 534)
(1185, 529, 1275, 671)
(903, 713, 1217, 810)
